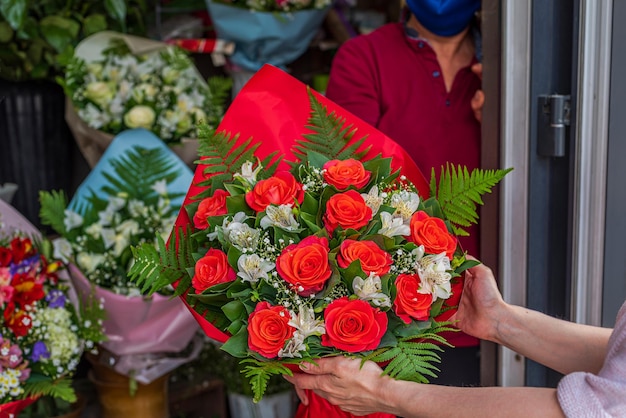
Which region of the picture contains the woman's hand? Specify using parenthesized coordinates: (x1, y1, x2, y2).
(471, 63, 484, 122)
(284, 357, 394, 416)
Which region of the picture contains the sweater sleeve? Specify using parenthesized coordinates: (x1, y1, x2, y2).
(325, 36, 381, 127)
(557, 303, 626, 417)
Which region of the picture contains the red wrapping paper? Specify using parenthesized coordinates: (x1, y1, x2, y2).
(0, 397, 37, 418)
(174, 64, 432, 418)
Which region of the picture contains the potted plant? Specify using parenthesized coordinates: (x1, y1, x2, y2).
(0, 0, 147, 229)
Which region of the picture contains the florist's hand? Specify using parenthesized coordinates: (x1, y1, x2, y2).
(471, 63, 484, 123)
(284, 357, 392, 416)
(453, 256, 508, 342)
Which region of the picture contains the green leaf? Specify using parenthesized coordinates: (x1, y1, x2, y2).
(0, 0, 27, 30)
(0, 21, 14, 42)
(222, 300, 246, 322)
(39, 190, 69, 235)
(39, 16, 80, 53)
(430, 164, 513, 236)
(23, 375, 76, 403)
(290, 88, 370, 167)
(221, 328, 249, 358)
(105, 0, 127, 29)
(83, 14, 108, 36)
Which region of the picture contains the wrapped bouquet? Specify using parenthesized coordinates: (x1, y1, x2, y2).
(0, 199, 105, 417)
(130, 65, 511, 416)
(39, 129, 200, 384)
(205, 0, 331, 94)
(61, 31, 232, 168)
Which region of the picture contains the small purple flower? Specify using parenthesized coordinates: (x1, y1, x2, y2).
(31, 341, 50, 362)
(46, 289, 66, 308)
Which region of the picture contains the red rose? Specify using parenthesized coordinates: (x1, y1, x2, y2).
(393, 273, 434, 324)
(323, 190, 372, 234)
(248, 301, 295, 359)
(408, 211, 457, 259)
(10, 237, 33, 264)
(337, 239, 392, 276)
(193, 189, 230, 230)
(245, 171, 304, 212)
(323, 159, 371, 190)
(276, 236, 331, 296)
(321, 297, 388, 352)
(192, 248, 236, 293)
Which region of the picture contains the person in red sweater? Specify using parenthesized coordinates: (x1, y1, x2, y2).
(325, 0, 484, 386)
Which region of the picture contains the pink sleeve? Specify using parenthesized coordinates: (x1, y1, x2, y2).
(557, 303, 626, 417)
(325, 37, 381, 127)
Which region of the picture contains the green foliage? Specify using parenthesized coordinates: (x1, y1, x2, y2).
(290, 89, 370, 167)
(0, 0, 147, 81)
(23, 375, 76, 403)
(430, 164, 514, 236)
(196, 129, 281, 194)
(241, 359, 295, 403)
(367, 323, 456, 384)
(38, 189, 69, 236)
(129, 228, 196, 296)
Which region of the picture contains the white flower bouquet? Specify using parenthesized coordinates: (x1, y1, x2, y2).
(61, 31, 232, 167)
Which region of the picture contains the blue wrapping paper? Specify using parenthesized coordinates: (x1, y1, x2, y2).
(206, 1, 329, 71)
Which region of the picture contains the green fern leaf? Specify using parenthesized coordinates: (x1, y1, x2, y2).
(241, 359, 293, 402)
(290, 89, 370, 166)
(23, 375, 76, 402)
(39, 190, 69, 236)
(430, 164, 513, 235)
(196, 130, 281, 192)
(128, 227, 195, 296)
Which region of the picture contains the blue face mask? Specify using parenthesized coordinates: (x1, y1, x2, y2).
(406, 0, 481, 37)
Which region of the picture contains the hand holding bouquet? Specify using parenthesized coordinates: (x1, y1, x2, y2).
(130, 66, 512, 406)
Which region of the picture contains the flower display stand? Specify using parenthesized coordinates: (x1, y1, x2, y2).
(227, 390, 297, 418)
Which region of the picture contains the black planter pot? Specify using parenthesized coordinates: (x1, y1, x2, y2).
(0, 79, 85, 229)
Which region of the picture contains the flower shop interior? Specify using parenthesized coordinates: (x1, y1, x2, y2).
(2, 0, 626, 417)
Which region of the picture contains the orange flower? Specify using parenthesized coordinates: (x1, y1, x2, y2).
(192, 248, 236, 292)
(393, 273, 433, 323)
(248, 302, 295, 358)
(321, 297, 387, 352)
(193, 189, 230, 230)
(245, 171, 304, 212)
(323, 190, 372, 234)
(323, 158, 371, 190)
(276, 236, 331, 296)
(336, 239, 392, 276)
(408, 211, 457, 259)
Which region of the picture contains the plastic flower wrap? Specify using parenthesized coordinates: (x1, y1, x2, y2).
(61, 31, 232, 168)
(130, 65, 512, 413)
(0, 199, 105, 415)
(205, 0, 331, 94)
(39, 130, 200, 384)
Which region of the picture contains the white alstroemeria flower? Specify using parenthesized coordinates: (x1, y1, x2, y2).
(100, 228, 117, 250)
(417, 252, 453, 300)
(128, 200, 147, 217)
(278, 332, 306, 358)
(76, 253, 106, 274)
(98, 209, 116, 227)
(378, 212, 410, 238)
(52, 238, 73, 263)
(79, 103, 111, 129)
(390, 190, 420, 223)
(85, 222, 103, 239)
(260, 205, 300, 231)
(63, 210, 83, 231)
(361, 185, 384, 216)
(353, 273, 391, 307)
(227, 223, 260, 252)
(151, 180, 168, 196)
(236, 254, 275, 283)
(233, 160, 263, 188)
(117, 219, 140, 237)
(288, 305, 326, 338)
(107, 196, 127, 212)
(118, 80, 133, 101)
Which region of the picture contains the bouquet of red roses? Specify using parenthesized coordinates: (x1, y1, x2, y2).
(130, 65, 511, 414)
